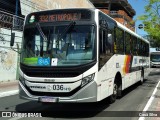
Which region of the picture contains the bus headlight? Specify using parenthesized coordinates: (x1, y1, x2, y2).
(81, 73, 95, 87)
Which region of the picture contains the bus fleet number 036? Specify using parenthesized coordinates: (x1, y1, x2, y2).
(53, 85, 71, 91)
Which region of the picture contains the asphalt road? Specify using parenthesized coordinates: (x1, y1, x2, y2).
(0, 68, 160, 120)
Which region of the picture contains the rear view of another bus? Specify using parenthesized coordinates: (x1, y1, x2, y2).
(150, 48, 160, 68)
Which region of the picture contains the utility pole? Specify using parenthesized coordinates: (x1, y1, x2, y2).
(15, 0, 19, 16)
(15, 0, 20, 80)
(108, 0, 111, 13)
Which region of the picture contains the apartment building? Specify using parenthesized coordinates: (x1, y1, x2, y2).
(90, 0, 136, 31)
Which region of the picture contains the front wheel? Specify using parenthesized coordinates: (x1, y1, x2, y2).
(109, 82, 118, 103)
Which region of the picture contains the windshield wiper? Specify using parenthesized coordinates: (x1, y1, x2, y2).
(56, 21, 76, 54)
(36, 23, 48, 57)
(36, 23, 47, 41)
(57, 21, 76, 41)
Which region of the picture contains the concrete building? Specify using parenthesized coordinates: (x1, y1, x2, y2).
(90, 0, 136, 31)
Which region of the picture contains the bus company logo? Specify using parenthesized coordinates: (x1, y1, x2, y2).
(29, 15, 35, 23)
(44, 79, 55, 82)
(47, 85, 52, 91)
(30, 86, 46, 89)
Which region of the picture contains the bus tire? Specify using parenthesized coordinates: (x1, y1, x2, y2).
(109, 82, 118, 103)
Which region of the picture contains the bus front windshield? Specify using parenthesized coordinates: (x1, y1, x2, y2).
(151, 54, 160, 62)
(21, 24, 95, 66)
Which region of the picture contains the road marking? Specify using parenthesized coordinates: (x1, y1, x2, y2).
(138, 80, 160, 120)
(8, 117, 21, 120)
(0, 90, 19, 98)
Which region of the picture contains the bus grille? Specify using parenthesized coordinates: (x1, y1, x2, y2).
(20, 61, 96, 78)
(25, 72, 79, 78)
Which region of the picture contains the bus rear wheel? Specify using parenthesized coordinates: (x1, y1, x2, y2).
(109, 82, 118, 103)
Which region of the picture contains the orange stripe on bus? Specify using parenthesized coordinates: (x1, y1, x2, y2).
(125, 55, 131, 73)
(123, 55, 131, 75)
(123, 56, 127, 75)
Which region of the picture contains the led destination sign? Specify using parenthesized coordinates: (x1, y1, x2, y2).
(28, 10, 92, 23)
(39, 13, 81, 22)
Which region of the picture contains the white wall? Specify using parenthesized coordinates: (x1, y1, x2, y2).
(0, 28, 22, 82)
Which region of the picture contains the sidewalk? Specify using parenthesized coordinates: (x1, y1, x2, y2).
(0, 80, 19, 98)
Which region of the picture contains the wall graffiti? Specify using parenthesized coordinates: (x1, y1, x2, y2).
(0, 29, 6, 45)
(0, 35, 6, 44)
(0, 49, 16, 71)
(0, 23, 20, 81)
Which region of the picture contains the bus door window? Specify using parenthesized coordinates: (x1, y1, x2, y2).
(99, 28, 106, 68)
(99, 28, 113, 68)
(106, 29, 114, 56)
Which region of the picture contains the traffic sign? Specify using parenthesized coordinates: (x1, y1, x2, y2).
(138, 24, 144, 29)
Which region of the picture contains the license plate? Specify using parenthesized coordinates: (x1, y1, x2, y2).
(39, 97, 57, 103)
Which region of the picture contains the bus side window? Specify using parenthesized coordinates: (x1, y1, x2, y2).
(125, 32, 131, 55)
(115, 28, 124, 54)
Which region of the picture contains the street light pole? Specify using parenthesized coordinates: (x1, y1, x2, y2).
(15, 0, 19, 16)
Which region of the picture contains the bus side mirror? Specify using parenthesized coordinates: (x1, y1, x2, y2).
(10, 32, 15, 47)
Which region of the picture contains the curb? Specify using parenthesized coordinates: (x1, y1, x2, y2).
(0, 90, 19, 98)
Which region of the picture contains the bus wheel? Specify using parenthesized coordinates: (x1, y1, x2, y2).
(109, 82, 118, 103)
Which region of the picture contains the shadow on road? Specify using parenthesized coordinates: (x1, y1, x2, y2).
(15, 99, 110, 118)
(15, 80, 155, 119)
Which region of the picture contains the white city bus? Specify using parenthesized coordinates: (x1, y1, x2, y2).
(150, 48, 160, 68)
(12, 8, 150, 103)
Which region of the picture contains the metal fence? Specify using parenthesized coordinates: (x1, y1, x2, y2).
(0, 10, 24, 31)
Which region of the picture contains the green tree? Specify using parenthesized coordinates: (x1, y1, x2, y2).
(138, 0, 160, 46)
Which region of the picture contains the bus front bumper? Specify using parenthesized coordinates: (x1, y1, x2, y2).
(19, 81, 97, 103)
